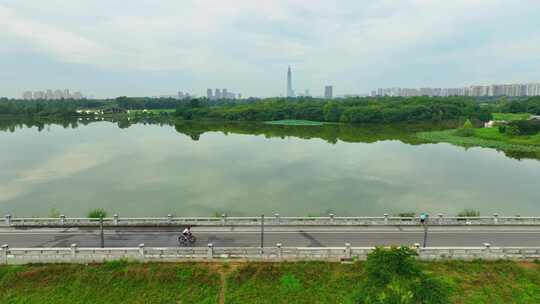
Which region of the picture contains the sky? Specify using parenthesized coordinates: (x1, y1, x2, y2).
(1, 0, 540, 98)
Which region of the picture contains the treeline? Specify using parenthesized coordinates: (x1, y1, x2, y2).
(175, 97, 493, 124)
(0, 99, 102, 117)
(493, 96, 540, 114)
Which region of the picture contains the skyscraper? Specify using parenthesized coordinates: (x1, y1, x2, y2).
(287, 66, 294, 97)
(207, 89, 213, 100)
(324, 86, 333, 99)
(215, 89, 222, 99)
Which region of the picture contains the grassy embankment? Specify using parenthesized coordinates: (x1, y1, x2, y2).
(418, 128, 540, 153)
(418, 112, 540, 153)
(492, 113, 532, 121)
(2, 261, 540, 303)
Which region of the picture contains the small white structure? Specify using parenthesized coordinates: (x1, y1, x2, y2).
(484, 120, 495, 128)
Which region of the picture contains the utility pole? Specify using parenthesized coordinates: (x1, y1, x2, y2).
(423, 218, 428, 248)
(260, 214, 265, 252)
(100, 217, 105, 248)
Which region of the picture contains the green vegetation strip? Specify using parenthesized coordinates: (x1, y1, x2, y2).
(417, 129, 540, 153)
(492, 112, 532, 121)
(2, 260, 540, 303)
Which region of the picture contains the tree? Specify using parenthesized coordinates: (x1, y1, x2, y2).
(359, 247, 451, 304)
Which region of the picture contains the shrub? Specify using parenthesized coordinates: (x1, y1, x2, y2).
(457, 209, 480, 217)
(49, 208, 61, 218)
(359, 247, 451, 304)
(397, 212, 415, 218)
(454, 119, 475, 137)
(508, 120, 540, 136)
(87, 208, 108, 219)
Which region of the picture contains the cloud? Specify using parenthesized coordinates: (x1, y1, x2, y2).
(0, 0, 539, 97)
(0, 5, 109, 64)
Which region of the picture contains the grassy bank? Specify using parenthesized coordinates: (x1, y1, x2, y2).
(492, 113, 532, 121)
(2, 261, 540, 303)
(417, 128, 540, 153)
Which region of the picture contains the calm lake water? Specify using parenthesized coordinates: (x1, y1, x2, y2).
(1, 119, 540, 217)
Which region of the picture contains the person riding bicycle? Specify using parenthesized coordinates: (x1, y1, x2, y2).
(182, 226, 192, 239)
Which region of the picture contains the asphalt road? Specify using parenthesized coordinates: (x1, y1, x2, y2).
(2, 226, 540, 248)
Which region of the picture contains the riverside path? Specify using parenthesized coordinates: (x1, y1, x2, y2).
(3, 226, 540, 248)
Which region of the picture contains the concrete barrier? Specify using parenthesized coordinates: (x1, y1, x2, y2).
(2, 243, 540, 265)
(4, 214, 540, 228)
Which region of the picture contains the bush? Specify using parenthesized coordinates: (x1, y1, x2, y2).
(508, 120, 540, 136)
(457, 209, 480, 217)
(359, 247, 451, 304)
(454, 119, 475, 137)
(87, 208, 107, 219)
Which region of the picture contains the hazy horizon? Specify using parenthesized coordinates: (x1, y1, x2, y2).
(1, 0, 540, 98)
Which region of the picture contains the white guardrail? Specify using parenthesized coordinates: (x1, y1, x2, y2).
(3, 213, 540, 227)
(2, 243, 540, 265)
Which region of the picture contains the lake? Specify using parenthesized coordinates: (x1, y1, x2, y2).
(1, 118, 539, 217)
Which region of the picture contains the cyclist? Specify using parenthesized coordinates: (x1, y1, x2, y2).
(420, 213, 428, 224)
(182, 226, 192, 239)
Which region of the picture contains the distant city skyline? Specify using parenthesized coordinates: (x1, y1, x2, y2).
(21, 89, 84, 100)
(372, 83, 540, 98)
(1, 1, 540, 98)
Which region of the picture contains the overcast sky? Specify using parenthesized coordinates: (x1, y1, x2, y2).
(1, 0, 540, 98)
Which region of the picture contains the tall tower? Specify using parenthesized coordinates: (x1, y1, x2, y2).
(287, 66, 294, 97)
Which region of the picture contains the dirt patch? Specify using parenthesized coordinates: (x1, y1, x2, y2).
(517, 261, 539, 270)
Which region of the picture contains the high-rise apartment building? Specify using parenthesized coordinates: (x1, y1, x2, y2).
(287, 66, 294, 97)
(324, 86, 333, 99)
(207, 89, 213, 100)
(215, 89, 222, 99)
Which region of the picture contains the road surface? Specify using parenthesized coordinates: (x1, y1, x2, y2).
(2, 226, 540, 248)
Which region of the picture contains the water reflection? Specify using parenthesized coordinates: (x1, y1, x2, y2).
(1, 118, 540, 217)
(1, 117, 538, 161)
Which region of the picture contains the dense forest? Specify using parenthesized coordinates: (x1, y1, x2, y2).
(174, 96, 494, 124)
(3, 96, 540, 124)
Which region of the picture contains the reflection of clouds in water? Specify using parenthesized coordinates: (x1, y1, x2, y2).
(0, 143, 120, 202)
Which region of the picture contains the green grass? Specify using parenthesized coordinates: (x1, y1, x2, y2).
(417, 128, 540, 153)
(3, 261, 540, 303)
(264, 120, 327, 126)
(0, 262, 220, 304)
(492, 113, 532, 121)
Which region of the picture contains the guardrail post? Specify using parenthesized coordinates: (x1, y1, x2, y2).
(70, 244, 78, 260)
(345, 243, 352, 259)
(221, 214, 226, 226)
(5, 214, 11, 226)
(383, 213, 389, 224)
(167, 214, 173, 224)
(207, 243, 214, 260)
(138, 243, 145, 259)
(1, 244, 8, 265)
(493, 213, 499, 224)
(276, 243, 283, 260)
(483, 243, 491, 256)
(329, 213, 335, 224)
(113, 214, 119, 226)
(274, 213, 280, 225)
(60, 215, 66, 225)
(437, 213, 443, 225)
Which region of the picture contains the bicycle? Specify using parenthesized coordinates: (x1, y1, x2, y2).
(178, 233, 197, 247)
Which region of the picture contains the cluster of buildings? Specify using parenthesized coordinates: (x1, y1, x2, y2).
(22, 89, 84, 100)
(371, 83, 540, 98)
(206, 88, 242, 100)
(287, 66, 334, 99)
